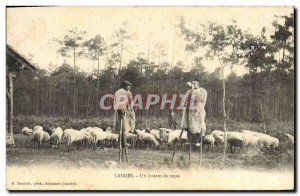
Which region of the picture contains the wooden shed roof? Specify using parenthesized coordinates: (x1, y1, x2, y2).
(6, 44, 37, 72)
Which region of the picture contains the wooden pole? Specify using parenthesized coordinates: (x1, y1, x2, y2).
(119, 118, 123, 162)
(9, 73, 14, 144)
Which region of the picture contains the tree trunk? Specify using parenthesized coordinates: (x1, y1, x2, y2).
(36, 80, 38, 115)
(170, 36, 175, 68)
(221, 66, 227, 164)
(49, 88, 52, 116)
(96, 56, 100, 116)
(118, 38, 124, 85)
(40, 84, 43, 115)
(213, 82, 216, 118)
(266, 73, 271, 117)
(259, 99, 267, 134)
(63, 81, 66, 116)
(9, 73, 14, 141)
(146, 75, 149, 117)
(53, 89, 56, 116)
(73, 47, 76, 117)
(86, 78, 92, 118)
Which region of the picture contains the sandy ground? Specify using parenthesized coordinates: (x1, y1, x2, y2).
(7, 147, 294, 191)
(6, 134, 294, 191)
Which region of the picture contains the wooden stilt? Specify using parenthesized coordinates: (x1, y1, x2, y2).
(123, 129, 129, 163)
(132, 139, 135, 150)
(171, 143, 176, 164)
(189, 144, 191, 161)
(124, 147, 129, 163)
(171, 129, 184, 164)
(199, 134, 203, 166)
(119, 119, 123, 162)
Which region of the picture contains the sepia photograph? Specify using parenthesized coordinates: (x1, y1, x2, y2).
(6, 6, 295, 191)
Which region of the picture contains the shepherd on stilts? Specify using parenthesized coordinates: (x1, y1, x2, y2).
(113, 80, 136, 163)
(171, 79, 207, 165)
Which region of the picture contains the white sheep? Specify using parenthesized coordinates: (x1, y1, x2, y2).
(105, 132, 118, 142)
(21, 127, 33, 136)
(241, 131, 260, 150)
(86, 127, 93, 131)
(158, 128, 173, 144)
(203, 134, 215, 152)
(64, 130, 78, 151)
(158, 128, 173, 133)
(91, 129, 108, 149)
(242, 130, 263, 137)
(284, 133, 294, 144)
(86, 127, 103, 136)
(50, 127, 63, 148)
(33, 126, 43, 132)
(149, 129, 161, 143)
(105, 132, 119, 147)
(81, 129, 93, 147)
(93, 127, 104, 132)
(257, 134, 279, 149)
(125, 132, 138, 149)
(277, 133, 294, 151)
(43, 132, 51, 142)
(211, 130, 225, 147)
(65, 129, 92, 151)
(83, 127, 106, 148)
(167, 129, 187, 146)
(62, 128, 77, 142)
(62, 128, 77, 141)
(135, 129, 159, 149)
(242, 130, 278, 149)
(21, 127, 33, 147)
(29, 127, 50, 148)
(226, 132, 243, 154)
(211, 130, 224, 136)
(80, 128, 88, 132)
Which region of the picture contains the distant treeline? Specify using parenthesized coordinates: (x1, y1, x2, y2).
(12, 59, 294, 123)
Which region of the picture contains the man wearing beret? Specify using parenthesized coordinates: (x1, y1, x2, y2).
(113, 80, 136, 151)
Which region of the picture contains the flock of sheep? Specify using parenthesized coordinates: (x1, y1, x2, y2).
(21, 126, 294, 154)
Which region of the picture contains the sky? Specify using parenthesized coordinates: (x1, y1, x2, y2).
(7, 6, 293, 76)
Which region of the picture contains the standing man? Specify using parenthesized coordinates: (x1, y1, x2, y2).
(181, 79, 207, 146)
(113, 80, 135, 162)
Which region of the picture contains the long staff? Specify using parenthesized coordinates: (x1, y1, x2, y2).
(119, 118, 123, 162)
